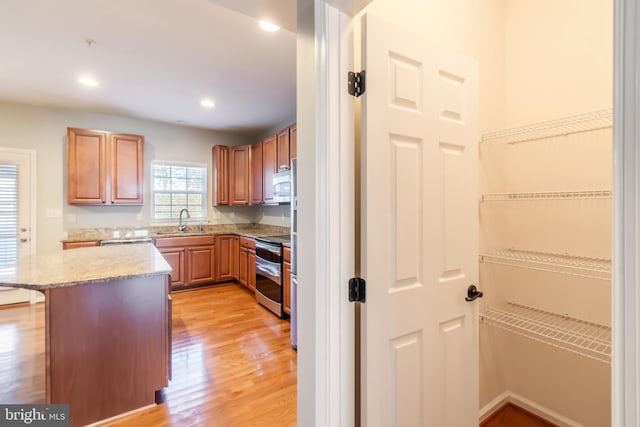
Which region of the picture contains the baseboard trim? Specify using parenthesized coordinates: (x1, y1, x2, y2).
(479, 390, 585, 427)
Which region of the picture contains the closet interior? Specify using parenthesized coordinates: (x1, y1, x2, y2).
(478, 2, 612, 426)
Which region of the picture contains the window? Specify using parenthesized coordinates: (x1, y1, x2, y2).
(0, 164, 17, 272)
(151, 162, 207, 220)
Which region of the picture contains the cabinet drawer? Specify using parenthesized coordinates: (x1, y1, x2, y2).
(239, 236, 255, 250)
(154, 235, 215, 248)
(283, 246, 291, 263)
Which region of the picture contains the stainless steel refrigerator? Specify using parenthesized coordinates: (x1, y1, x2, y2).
(290, 158, 298, 350)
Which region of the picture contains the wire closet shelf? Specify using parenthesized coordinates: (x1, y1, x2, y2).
(481, 303, 611, 363)
(480, 249, 611, 281)
(480, 109, 613, 145)
(481, 189, 612, 202)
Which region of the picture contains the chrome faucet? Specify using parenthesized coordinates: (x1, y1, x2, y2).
(179, 208, 190, 232)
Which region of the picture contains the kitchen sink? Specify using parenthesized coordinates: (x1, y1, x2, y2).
(154, 231, 208, 237)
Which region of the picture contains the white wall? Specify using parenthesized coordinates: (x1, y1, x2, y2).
(0, 101, 288, 253)
(504, 0, 613, 126)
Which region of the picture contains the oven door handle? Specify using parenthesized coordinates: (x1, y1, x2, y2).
(256, 258, 281, 285)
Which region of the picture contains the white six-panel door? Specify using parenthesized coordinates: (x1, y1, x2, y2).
(360, 13, 479, 427)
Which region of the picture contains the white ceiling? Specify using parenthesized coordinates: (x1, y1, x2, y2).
(0, 0, 297, 136)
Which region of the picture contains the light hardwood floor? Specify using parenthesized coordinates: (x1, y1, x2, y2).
(0, 284, 297, 427)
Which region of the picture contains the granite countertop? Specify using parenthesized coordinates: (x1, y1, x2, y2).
(0, 244, 171, 291)
(63, 223, 291, 243)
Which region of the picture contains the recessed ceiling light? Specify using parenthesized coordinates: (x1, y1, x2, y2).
(78, 76, 99, 87)
(200, 99, 215, 108)
(259, 20, 280, 32)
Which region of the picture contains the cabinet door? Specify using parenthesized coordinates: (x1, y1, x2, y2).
(262, 135, 276, 203)
(231, 236, 239, 280)
(250, 142, 263, 205)
(283, 261, 291, 315)
(276, 127, 290, 171)
(67, 127, 107, 204)
(213, 145, 229, 206)
(159, 247, 186, 289)
(229, 145, 250, 205)
(238, 247, 248, 287)
(110, 133, 144, 204)
(187, 245, 216, 285)
(247, 249, 256, 292)
(215, 236, 234, 282)
(289, 124, 297, 160)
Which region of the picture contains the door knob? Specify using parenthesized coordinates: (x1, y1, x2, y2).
(465, 285, 483, 302)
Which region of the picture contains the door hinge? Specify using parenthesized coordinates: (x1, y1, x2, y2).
(348, 70, 366, 97)
(349, 277, 366, 302)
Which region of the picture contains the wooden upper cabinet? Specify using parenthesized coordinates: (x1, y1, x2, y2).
(289, 124, 297, 160)
(262, 134, 277, 204)
(213, 145, 229, 206)
(250, 142, 263, 205)
(110, 133, 144, 204)
(67, 127, 143, 205)
(229, 146, 250, 205)
(276, 127, 290, 171)
(67, 128, 107, 204)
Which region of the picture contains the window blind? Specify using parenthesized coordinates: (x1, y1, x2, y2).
(0, 164, 18, 271)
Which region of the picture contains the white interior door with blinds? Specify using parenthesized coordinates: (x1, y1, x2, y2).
(0, 149, 34, 305)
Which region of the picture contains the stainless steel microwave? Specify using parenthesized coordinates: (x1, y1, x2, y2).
(273, 168, 291, 204)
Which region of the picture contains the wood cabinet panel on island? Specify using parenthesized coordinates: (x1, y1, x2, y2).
(67, 127, 143, 205)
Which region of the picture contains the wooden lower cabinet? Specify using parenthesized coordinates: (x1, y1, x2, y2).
(283, 246, 291, 315)
(247, 250, 256, 292)
(155, 235, 216, 290)
(215, 235, 237, 282)
(238, 237, 256, 292)
(238, 247, 249, 287)
(187, 245, 216, 285)
(158, 247, 186, 288)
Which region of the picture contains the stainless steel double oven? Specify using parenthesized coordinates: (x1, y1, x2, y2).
(254, 235, 290, 317)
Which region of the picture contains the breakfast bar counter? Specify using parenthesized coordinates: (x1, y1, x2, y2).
(0, 244, 172, 427)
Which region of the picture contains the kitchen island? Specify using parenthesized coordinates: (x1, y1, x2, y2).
(0, 244, 172, 427)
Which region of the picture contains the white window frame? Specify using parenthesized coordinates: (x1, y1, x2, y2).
(150, 161, 208, 222)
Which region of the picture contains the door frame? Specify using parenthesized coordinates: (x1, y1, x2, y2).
(300, 0, 634, 426)
(296, 1, 355, 426)
(0, 147, 38, 303)
(612, 0, 639, 424)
